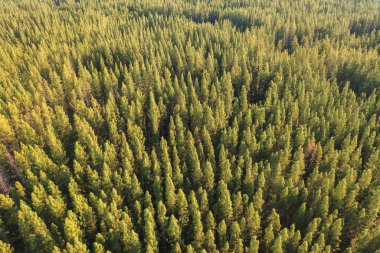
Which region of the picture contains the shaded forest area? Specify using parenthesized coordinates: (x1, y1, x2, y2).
(0, 0, 379, 252)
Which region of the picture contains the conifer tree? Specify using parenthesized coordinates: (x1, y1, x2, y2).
(0, 1, 379, 252)
(218, 145, 232, 186)
(0, 240, 13, 253)
(168, 215, 181, 246)
(217, 220, 229, 252)
(188, 191, 204, 251)
(248, 236, 259, 253)
(144, 208, 159, 253)
(176, 189, 189, 227)
(216, 180, 233, 222)
(17, 201, 54, 253)
(148, 92, 161, 141)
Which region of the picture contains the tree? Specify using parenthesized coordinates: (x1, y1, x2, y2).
(144, 208, 159, 253)
(188, 191, 204, 251)
(271, 236, 283, 253)
(217, 220, 228, 252)
(317, 195, 329, 218)
(64, 211, 89, 253)
(349, 225, 380, 252)
(203, 161, 215, 192)
(204, 229, 217, 253)
(232, 192, 243, 219)
(148, 92, 161, 141)
(168, 215, 181, 246)
(186, 245, 195, 253)
(205, 211, 216, 232)
(252, 188, 264, 212)
(245, 203, 261, 239)
(0, 1, 379, 252)
(262, 224, 274, 253)
(175, 189, 189, 227)
(230, 221, 244, 253)
(165, 174, 176, 213)
(0, 114, 14, 144)
(156, 201, 168, 232)
(216, 180, 233, 222)
(297, 241, 309, 253)
(329, 218, 343, 251)
(17, 201, 54, 253)
(267, 209, 281, 233)
(332, 179, 347, 210)
(218, 145, 232, 185)
(248, 236, 259, 253)
(220, 71, 234, 117)
(0, 240, 13, 253)
(186, 131, 203, 187)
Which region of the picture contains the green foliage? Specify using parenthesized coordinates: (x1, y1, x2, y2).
(0, 0, 379, 252)
(0, 240, 13, 253)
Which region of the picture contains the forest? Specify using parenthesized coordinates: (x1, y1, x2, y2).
(0, 0, 379, 252)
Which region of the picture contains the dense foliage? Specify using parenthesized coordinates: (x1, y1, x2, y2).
(0, 0, 379, 252)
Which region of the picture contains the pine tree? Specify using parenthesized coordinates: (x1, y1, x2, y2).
(168, 215, 181, 246)
(317, 195, 329, 218)
(217, 220, 229, 252)
(216, 180, 233, 222)
(230, 221, 244, 253)
(245, 203, 261, 239)
(148, 92, 161, 141)
(0, 240, 13, 253)
(267, 209, 281, 233)
(64, 211, 89, 252)
(144, 208, 159, 253)
(156, 201, 168, 232)
(203, 161, 215, 192)
(186, 131, 203, 188)
(218, 145, 232, 185)
(329, 218, 343, 251)
(205, 211, 216, 232)
(17, 201, 54, 253)
(233, 192, 243, 219)
(186, 245, 195, 253)
(176, 189, 189, 227)
(252, 188, 264, 212)
(332, 179, 347, 210)
(204, 229, 217, 253)
(271, 236, 283, 253)
(165, 174, 176, 213)
(0, 1, 379, 252)
(188, 191, 204, 251)
(248, 236, 259, 253)
(262, 224, 275, 253)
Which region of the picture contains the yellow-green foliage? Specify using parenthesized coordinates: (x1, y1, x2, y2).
(0, 0, 379, 252)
